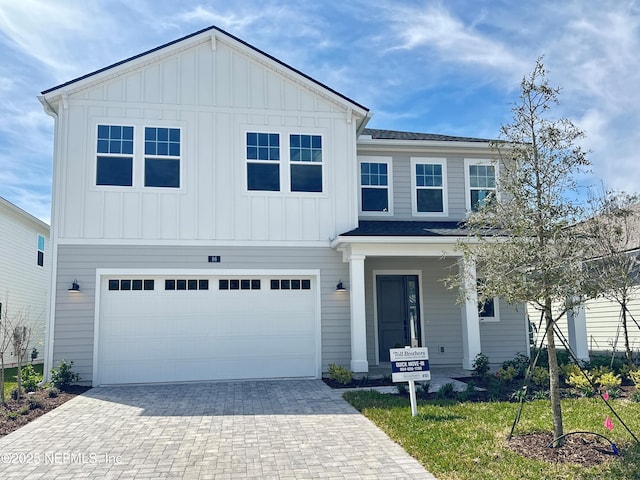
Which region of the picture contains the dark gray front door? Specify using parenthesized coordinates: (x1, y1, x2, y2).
(376, 275, 421, 362)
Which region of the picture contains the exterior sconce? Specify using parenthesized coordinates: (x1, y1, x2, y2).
(68, 279, 80, 292)
(336, 281, 346, 292)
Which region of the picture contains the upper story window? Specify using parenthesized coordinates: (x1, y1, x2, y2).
(96, 125, 134, 186)
(359, 157, 392, 215)
(246, 131, 324, 193)
(144, 127, 181, 188)
(411, 158, 447, 216)
(465, 159, 496, 211)
(290, 134, 322, 192)
(247, 132, 280, 191)
(37, 235, 45, 267)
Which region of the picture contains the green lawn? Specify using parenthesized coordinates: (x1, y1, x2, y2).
(2, 363, 44, 399)
(344, 390, 640, 480)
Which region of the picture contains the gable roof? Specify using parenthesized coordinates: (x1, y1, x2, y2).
(0, 196, 49, 231)
(40, 25, 369, 116)
(361, 128, 493, 143)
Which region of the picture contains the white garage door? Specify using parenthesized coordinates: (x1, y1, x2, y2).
(97, 274, 318, 385)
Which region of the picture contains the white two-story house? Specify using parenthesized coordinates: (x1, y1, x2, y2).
(0, 196, 49, 364)
(39, 26, 528, 386)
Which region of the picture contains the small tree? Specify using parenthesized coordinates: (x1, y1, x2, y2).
(453, 59, 593, 446)
(585, 192, 640, 367)
(11, 314, 31, 401)
(0, 301, 16, 404)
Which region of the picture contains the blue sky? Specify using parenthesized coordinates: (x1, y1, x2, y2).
(1, 0, 639, 223)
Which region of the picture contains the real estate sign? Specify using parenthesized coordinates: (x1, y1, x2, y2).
(390, 347, 430, 382)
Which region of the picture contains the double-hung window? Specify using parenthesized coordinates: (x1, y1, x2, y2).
(37, 235, 45, 267)
(465, 159, 496, 211)
(144, 127, 181, 188)
(96, 125, 134, 186)
(290, 134, 322, 192)
(411, 158, 447, 215)
(359, 158, 391, 214)
(477, 280, 499, 321)
(246, 132, 280, 191)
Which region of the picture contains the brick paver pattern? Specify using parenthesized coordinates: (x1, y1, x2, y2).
(0, 380, 437, 479)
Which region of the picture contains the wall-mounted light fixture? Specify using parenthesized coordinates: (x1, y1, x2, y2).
(336, 280, 346, 292)
(68, 279, 80, 292)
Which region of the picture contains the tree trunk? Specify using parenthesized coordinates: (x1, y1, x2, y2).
(0, 354, 4, 404)
(621, 302, 633, 367)
(545, 297, 564, 447)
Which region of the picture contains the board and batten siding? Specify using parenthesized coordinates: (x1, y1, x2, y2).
(53, 244, 350, 383)
(356, 154, 471, 222)
(53, 37, 358, 244)
(364, 257, 528, 366)
(0, 200, 49, 364)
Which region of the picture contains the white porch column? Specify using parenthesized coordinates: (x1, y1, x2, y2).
(349, 254, 368, 372)
(460, 257, 481, 370)
(567, 300, 589, 363)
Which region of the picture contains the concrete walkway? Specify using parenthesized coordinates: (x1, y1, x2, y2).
(0, 380, 438, 479)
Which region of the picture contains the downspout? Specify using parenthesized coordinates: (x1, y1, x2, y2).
(37, 95, 59, 384)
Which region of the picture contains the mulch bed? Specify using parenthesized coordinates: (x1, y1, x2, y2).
(507, 431, 620, 467)
(0, 386, 90, 437)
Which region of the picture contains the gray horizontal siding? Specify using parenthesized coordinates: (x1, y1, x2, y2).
(365, 256, 528, 368)
(54, 244, 350, 383)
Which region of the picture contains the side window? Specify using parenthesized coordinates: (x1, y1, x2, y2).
(247, 132, 280, 191)
(96, 125, 134, 186)
(465, 159, 496, 211)
(477, 280, 499, 321)
(360, 161, 391, 214)
(412, 158, 447, 215)
(144, 127, 181, 188)
(290, 134, 322, 192)
(37, 235, 45, 267)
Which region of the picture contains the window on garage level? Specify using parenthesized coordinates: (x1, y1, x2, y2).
(290, 134, 322, 192)
(247, 132, 280, 191)
(96, 125, 134, 186)
(144, 127, 181, 188)
(108, 279, 155, 291)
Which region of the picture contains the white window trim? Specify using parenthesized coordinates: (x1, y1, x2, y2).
(410, 157, 448, 217)
(464, 158, 498, 212)
(143, 126, 183, 190)
(244, 128, 326, 196)
(92, 120, 185, 192)
(358, 156, 393, 216)
(479, 296, 500, 323)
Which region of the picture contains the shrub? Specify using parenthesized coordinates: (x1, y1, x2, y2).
(560, 363, 581, 382)
(396, 383, 408, 395)
(28, 397, 44, 410)
(50, 360, 80, 391)
(472, 353, 490, 377)
(21, 364, 42, 393)
(6, 412, 19, 420)
(632, 389, 640, 403)
(502, 353, 529, 378)
(598, 371, 622, 389)
(436, 383, 457, 400)
(47, 387, 60, 398)
(457, 381, 475, 402)
(416, 382, 430, 399)
(628, 368, 640, 387)
(10, 387, 24, 401)
(327, 363, 353, 385)
(566, 370, 595, 397)
(531, 389, 550, 400)
(531, 366, 550, 387)
(496, 366, 517, 382)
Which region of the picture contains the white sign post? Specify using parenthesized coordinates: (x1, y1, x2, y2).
(390, 347, 430, 417)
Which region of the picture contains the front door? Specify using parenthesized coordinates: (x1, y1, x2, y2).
(376, 275, 421, 362)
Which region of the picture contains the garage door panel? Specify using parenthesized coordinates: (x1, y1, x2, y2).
(98, 275, 318, 384)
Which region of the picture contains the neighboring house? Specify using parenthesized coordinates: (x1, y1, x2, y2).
(0, 196, 49, 365)
(39, 26, 529, 386)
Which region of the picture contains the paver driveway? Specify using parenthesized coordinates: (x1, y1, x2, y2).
(0, 380, 437, 479)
